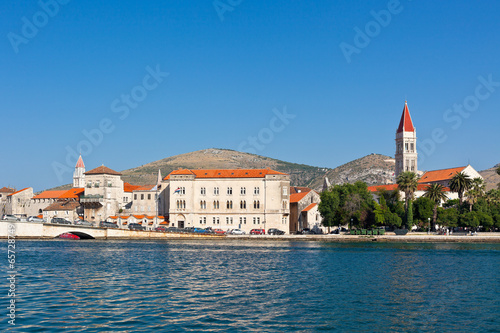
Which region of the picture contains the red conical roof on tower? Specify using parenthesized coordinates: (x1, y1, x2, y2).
(75, 155, 85, 168)
(397, 101, 415, 133)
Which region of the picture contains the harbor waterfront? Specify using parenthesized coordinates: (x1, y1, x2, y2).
(2, 239, 499, 332)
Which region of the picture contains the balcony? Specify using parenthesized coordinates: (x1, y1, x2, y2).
(80, 195, 104, 204)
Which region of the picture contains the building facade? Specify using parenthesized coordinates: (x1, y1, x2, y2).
(162, 169, 290, 233)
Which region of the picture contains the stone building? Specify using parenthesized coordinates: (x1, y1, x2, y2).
(4, 188, 33, 216)
(0, 187, 15, 215)
(43, 200, 81, 222)
(395, 101, 418, 178)
(81, 165, 125, 223)
(418, 165, 482, 188)
(289, 188, 321, 233)
(161, 168, 290, 233)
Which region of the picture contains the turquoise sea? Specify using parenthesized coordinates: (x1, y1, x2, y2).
(2, 240, 499, 332)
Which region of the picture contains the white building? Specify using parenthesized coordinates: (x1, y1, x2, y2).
(161, 168, 291, 233)
(395, 101, 418, 178)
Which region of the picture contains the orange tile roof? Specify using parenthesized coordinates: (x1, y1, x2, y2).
(33, 190, 68, 199)
(43, 200, 80, 211)
(160, 221, 169, 225)
(75, 155, 85, 168)
(164, 168, 288, 180)
(134, 185, 156, 191)
(418, 166, 466, 184)
(0, 187, 15, 193)
(397, 101, 415, 133)
(124, 182, 141, 193)
(8, 188, 30, 197)
(302, 203, 317, 212)
(59, 188, 85, 199)
(133, 215, 146, 219)
(84, 165, 122, 176)
(290, 191, 309, 203)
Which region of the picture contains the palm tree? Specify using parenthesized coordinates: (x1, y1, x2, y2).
(397, 171, 419, 228)
(423, 184, 448, 231)
(465, 178, 485, 212)
(449, 172, 472, 205)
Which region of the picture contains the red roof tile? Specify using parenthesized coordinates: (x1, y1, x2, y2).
(418, 167, 466, 184)
(33, 190, 68, 199)
(164, 168, 287, 180)
(302, 203, 317, 212)
(43, 200, 80, 211)
(124, 182, 141, 193)
(84, 165, 121, 176)
(59, 188, 85, 199)
(397, 101, 415, 133)
(75, 155, 85, 168)
(134, 185, 156, 191)
(290, 191, 309, 203)
(290, 187, 312, 195)
(0, 187, 15, 193)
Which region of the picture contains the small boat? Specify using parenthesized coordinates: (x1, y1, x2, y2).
(57, 233, 80, 240)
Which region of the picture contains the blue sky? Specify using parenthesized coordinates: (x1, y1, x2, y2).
(2, 0, 499, 191)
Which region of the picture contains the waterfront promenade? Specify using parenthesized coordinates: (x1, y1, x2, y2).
(1, 221, 499, 242)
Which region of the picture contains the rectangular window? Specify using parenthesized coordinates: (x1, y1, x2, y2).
(213, 217, 216, 224)
(241, 187, 246, 195)
(227, 187, 232, 195)
(283, 186, 287, 195)
(254, 187, 260, 195)
(405, 143, 409, 151)
(141, 194, 144, 200)
(214, 187, 219, 195)
(148, 194, 151, 200)
(410, 143, 414, 152)
(243, 217, 246, 224)
(201, 187, 206, 195)
(134, 194, 137, 200)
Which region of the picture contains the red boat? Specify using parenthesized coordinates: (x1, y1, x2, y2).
(57, 233, 80, 240)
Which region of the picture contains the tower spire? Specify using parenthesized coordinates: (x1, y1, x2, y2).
(395, 101, 418, 179)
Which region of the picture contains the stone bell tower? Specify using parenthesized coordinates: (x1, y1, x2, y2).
(395, 101, 417, 178)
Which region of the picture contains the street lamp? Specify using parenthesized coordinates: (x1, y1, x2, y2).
(427, 217, 430, 235)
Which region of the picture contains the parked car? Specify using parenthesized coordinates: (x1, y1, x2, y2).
(155, 226, 167, 232)
(52, 217, 72, 225)
(250, 228, 265, 235)
(1, 214, 19, 221)
(74, 220, 93, 227)
(99, 221, 119, 228)
(213, 228, 226, 235)
(27, 216, 45, 223)
(268, 228, 285, 235)
(229, 229, 245, 235)
(129, 223, 146, 231)
(167, 227, 180, 233)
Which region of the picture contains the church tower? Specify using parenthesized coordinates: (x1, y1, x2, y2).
(395, 101, 417, 178)
(73, 155, 86, 188)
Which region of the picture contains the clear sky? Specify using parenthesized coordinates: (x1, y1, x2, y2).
(2, 0, 499, 191)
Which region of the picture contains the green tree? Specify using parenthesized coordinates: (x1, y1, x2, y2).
(449, 172, 472, 206)
(460, 211, 480, 229)
(465, 178, 485, 212)
(413, 196, 434, 227)
(319, 190, 340, 232)
(407, 200, 414, 229)
(397, 171, 419, 229)
(437, 207, 459, 228)
(423, 184, 448, 231)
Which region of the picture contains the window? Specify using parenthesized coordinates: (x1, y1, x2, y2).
(240, 200, 246, 209)
(239, 217, 243, 225)
(226, 217, 229, 224)
(216, 217, 220, 224)
(183, 200, 186, 209)
(213, 201, 219, 209)
(243, 217, 246, 224)
(108, 182, 112, 187)
(203, 217, 206, 224)
(213, 217, 216, 224)
(200, 187, 206, 195)
(253, 200, 260, 209)
(123, 197, 128, 203)
(134, 194, 137, 200)
(87, 182, 92, 188)
(254, 187, 260, 195)
(240, 187, 246, 195)
(95, 181, 100, 188)
(405, 143, 409, 151)
(410, 143, 414, 152)
(148, 194, 151, 200)
(229, 217, 233, 225)
(227, 187, 232, 195)
(200, 201, 206, 209)
(253, 217, 256, 224)
(283, 186, 287, 195)
(214, 187, 219, 195)
(227, 200, 233, 209)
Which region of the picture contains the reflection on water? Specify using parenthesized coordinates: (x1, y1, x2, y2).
(1, 240, 499, 332)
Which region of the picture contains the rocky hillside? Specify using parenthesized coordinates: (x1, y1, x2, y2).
(479, 163, 500, 191)
(121, 149, 330, 189)
(308, 154, 395, 190)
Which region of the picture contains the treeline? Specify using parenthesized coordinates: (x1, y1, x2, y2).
(319, 167, 500, 231)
